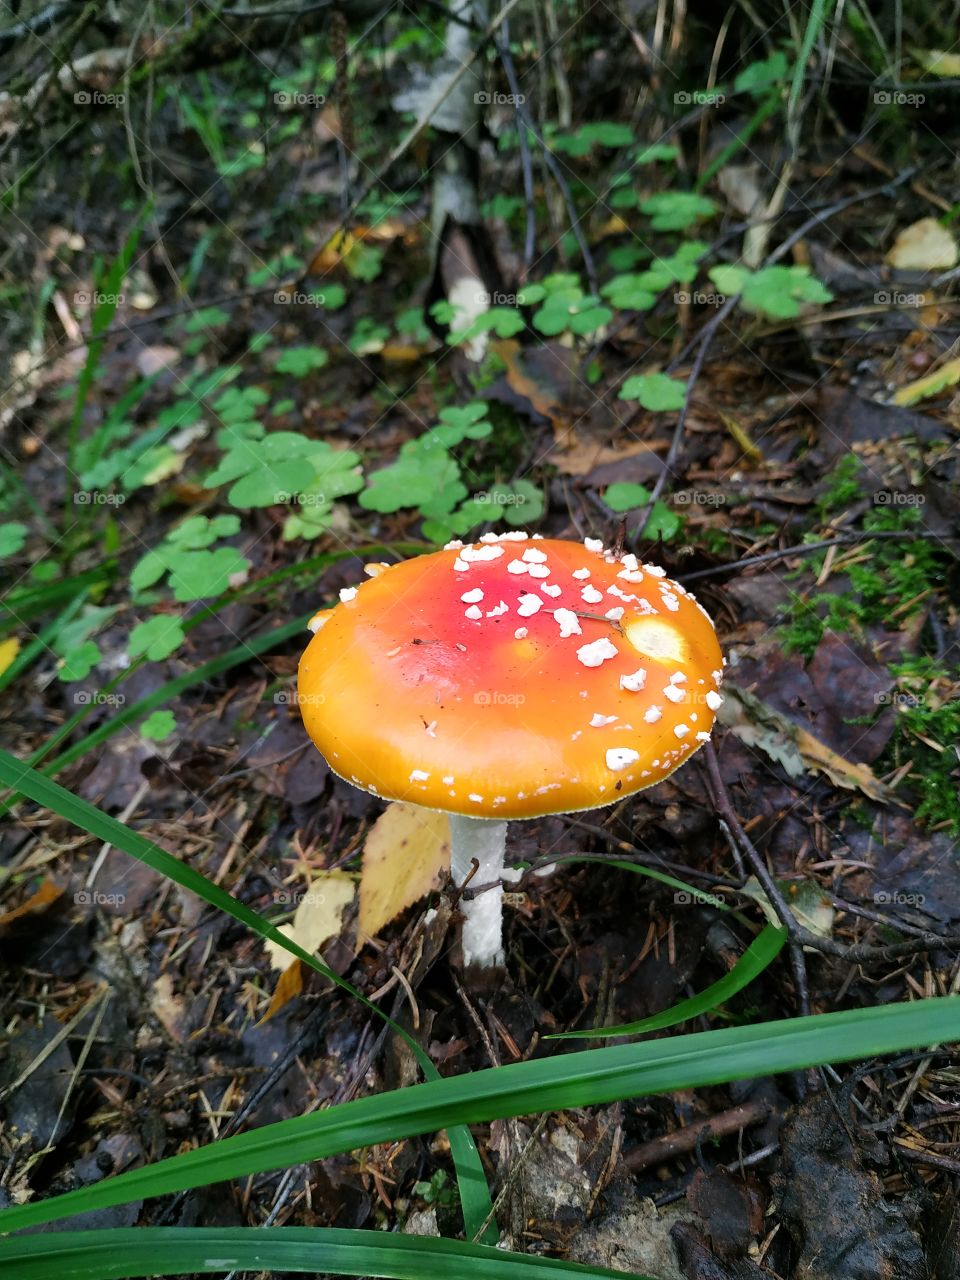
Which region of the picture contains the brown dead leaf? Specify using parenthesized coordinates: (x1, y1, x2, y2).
(0, 879, 62, 936)
(553, 437, 665, 478)
(494, 338, 584, 446)
(719, 684, 900, 804)
(358, 802, 450, 940)
(307, 222, 406, 275)
(793, 726, 901, 804)
(150, 972, 186, 1042)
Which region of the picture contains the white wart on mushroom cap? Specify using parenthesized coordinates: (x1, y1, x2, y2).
(298, 533, 724, 819)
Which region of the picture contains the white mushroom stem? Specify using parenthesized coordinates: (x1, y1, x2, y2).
(448, 815, 508, 969)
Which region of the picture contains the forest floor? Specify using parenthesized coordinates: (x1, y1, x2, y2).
(1, 15, 960, 1279)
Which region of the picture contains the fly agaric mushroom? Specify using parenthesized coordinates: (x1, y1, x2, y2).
(298, 533, 723, 972)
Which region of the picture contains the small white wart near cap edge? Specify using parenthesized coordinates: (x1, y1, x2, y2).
(461, 544, 504, 562)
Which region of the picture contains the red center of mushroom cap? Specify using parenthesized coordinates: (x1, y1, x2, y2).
(297, 533, 724, 819)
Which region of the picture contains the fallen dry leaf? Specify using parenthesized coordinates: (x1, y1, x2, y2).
(553, 437, 665, 477)
(794, 725, 903, 805)
(263, 869, 356, 971)
(893, 354, 960, 406)
(358, 802, 450, 940)
(0, 879, 62, 936)
(150, 972, 186, 1042)
(719, 684, 900, 804)
(741, 875, 835, 940)
(260, 957, 303, 1022)
(0, 636, 20, 678)
(912, 47, 960, 76)
(885, 216, 958, 271)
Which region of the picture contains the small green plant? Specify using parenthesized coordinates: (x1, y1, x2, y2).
(816, 452, 864, 517)
(130, 516, 250, 602)
(883, 655, 960, 834)
(619, 371, 688, 410)
(709, 263, 833, 319)
(205, 431, 363, 541)
(602, 482, 681, 541)
(413, 1169, 459, 1209)
(358, 403, 542, 542)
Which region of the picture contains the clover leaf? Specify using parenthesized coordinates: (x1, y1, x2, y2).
(0, 522, 27, 558)
(619, 372, 688, 410)
(131, 516, 249, 602)
(58, 641, 102, 682)
(601, 483, 681, 540)
(141, 710, 176, 742)
(274, 346, 329, 376)
(128, 615, 186, 661)
(639, 191, 717, 231)
(205, 432, 328, 507)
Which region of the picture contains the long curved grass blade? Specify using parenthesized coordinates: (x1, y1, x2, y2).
(0, 995, 955, 1235)
(0, 749, 494, 1243)
(547, 924, 787, 1039)
(551, 853, 728, 910)
(0, 591, 90, 697)
(0, 1227, 643, 1280)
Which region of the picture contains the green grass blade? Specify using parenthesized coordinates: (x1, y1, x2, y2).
(0, 590, 89, 697)
(0, 1228, 642, 1280)
(0, 994, 955, 1235)
(546, 924, 787, 1039)
(556, 854, 728, 910)
(0, 564, 118, 627)
(0, 749, 494, 1242)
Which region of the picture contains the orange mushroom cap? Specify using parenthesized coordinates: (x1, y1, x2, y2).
(298, 533, 724, 819)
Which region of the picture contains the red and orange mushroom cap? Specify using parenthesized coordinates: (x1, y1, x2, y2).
(298, 534, 724, 819)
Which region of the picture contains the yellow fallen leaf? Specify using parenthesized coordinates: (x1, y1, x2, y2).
(381, 343, 428, 363)
(912, 48, 960, 76)
(794, 726, 903, 805)
(0, 636, 20, 678)
(260, 957, 303, 1022)
(885, 217, 958, 271)
(359, 802, 450, 940)
(893, 355, 960, 406)
(263, 869, 356, 970)
(718, 410, 763, 463)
